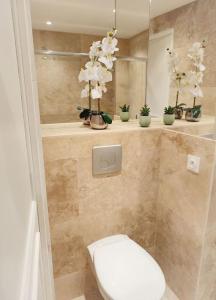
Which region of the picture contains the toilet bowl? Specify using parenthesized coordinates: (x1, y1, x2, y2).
(87, 234, 166, 300)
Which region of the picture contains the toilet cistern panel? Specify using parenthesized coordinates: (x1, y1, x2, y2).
(92, 145, 122, 175)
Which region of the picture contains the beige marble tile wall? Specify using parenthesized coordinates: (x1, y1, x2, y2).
(150, 0, 216, 116)
(196, 152, 216, 300)
(33, 30, 130, 123)
(43, 129, 161, 299)
(155, 129, 216, 300)
(43, 123, 216, 300)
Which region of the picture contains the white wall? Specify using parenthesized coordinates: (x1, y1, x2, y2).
(0, 1, 33, 299)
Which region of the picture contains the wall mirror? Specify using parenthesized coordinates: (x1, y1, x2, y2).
(148, 0, 216, 119)
(31, 0, 150, 124)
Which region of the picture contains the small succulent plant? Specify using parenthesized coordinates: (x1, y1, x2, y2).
(140, 105, 150, 116)
(120, 104, 130, 112)
(164, 106, 175, 115)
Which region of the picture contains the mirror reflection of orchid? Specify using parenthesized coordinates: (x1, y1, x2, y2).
(187, 40, 207, 107)
(166, 48, 186, 119)
(78, 28, 119, 127)
(185, 40, 207, 122)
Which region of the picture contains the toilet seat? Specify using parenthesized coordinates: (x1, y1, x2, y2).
(88, 235, 166, 300)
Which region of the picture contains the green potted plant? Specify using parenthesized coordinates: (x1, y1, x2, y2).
(119, 104, 130, 122)
(163, 106, 175, 125)
(139, 105, 151, 127)
(185, 105, 202, 122)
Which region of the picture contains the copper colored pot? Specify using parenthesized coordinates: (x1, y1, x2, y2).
(90, 113, 108, 130)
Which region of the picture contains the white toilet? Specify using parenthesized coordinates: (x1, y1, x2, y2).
(88, 234, 166, 300)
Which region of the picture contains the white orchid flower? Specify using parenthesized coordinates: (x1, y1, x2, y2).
(79, 64, 102, 82)
(80, 83, 90, 98)
(81, 88, 88, 98)
(166, 49, 180, 73)
(78, 69, 86, 82)
(100, 82, 107, 93)
(101, 37, 119, 55)
(91, 86, 102, 99)
(99, 55, 116, 69)
(188, 70, 203, 85)
(188, 42, 205, 68)
(89, 41, 102, 58)
(191, 85, 203, 98)
(99, 67, 112, 83)
(198, 63, 206, 72)
(79, 28, 119, 101)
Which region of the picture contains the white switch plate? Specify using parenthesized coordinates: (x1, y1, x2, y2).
(187, 154, 200, 174)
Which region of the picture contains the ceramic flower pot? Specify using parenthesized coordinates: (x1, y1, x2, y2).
(90, 112, 108, 130)
(139, 115, 151, 127)
(174, 107, 184, 119)
(120, 111, 130, 122)
(163, 114, 175, 125)
(185, 108, 202, 122)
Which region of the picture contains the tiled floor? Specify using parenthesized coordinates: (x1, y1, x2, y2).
(72, 286, 179, 300)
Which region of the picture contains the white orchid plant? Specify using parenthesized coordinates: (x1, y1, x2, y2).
(166, 48, 187, 109)
(78, 28, 118, 122)
(187, 40, 207, 108)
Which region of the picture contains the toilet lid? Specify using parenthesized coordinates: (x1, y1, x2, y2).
(93, 238, 166, 300)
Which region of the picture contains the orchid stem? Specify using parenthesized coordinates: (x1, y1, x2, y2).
(98, 98, 101, 113)
(88, 80, 92, 110)
(176, 91, 179, 107)
(193, 97, 196, 108)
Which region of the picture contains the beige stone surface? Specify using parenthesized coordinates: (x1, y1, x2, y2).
(41, 116, 215, 138)
(195, 153, 216, 300)
(42, 116, 216, 300)
(196, 226, 216, 300)
(155, 129, 215, 300)
(44, 128, 161, 278)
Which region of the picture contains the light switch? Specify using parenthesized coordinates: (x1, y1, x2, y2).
(187, 154, 200, 174)
(92, 145, 122, 175)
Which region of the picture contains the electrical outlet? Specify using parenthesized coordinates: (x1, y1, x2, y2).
(187, 154, 200, 174)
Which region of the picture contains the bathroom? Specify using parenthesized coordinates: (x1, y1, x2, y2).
(1, 0, 216, 300)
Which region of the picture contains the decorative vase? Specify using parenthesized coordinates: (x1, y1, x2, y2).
(139, 115, 151, 127)
(185, 108, 202, 122)
(120, 111, 130, 122)
(90, 112, 108, 130)
(174, 107, 184, 119)
(163, 114, 175, 125)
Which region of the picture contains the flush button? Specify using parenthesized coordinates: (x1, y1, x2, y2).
(92, 145, 122, 175)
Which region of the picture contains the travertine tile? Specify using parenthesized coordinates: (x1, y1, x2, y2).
(155, 129, 215, 299)
(196, 227, 216, 300)
(44, 158, 79, 225)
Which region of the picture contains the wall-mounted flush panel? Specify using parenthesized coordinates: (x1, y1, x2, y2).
(92, 144, 122, 175)
(187, 154, 200, 174)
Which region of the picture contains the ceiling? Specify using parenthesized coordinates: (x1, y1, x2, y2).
(31, 0, 195, 38)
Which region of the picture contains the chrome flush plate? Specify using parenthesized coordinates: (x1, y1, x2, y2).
(92, 144, 122, 175)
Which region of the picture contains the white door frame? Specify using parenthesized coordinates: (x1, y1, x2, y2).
(147, 28, 174, 116)
(10, 1, 55, 299)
